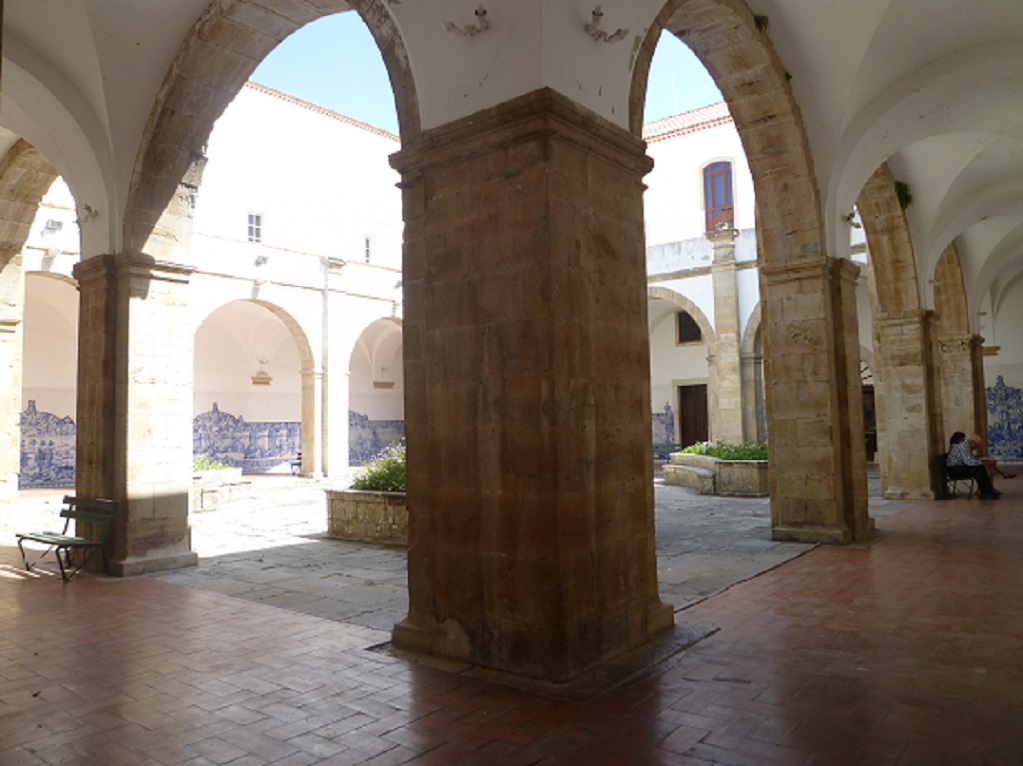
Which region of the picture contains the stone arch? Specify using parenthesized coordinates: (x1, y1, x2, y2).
(739, 301, 765, 441)
(348, 317, 404, 464)
(933, 243, 970, 336)
(636, 1, 870, 542)
(124, 1, 419, 257)
(856, 162, 945, 497)
(647, 285, 716, 344)
(0, 141, 61, 496)
(633, 0, 825, 264)
(194, 298, 315, 373)
(0, 141, 60, 264)
(740, 300, 761, 357)
(933, 242, 987, 441)
(857, 163, 922, 315)
(193, 298, 317, 474)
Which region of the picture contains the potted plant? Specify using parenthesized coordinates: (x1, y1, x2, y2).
(325, 442, 407, 545)
(663, 440, 770, 496)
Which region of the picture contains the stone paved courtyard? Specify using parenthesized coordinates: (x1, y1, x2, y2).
(3, 469, 912, 630)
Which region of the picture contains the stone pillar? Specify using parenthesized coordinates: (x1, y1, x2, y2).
(760, 254, 871, 544)
(323, 258, 350, 477)
(301, 368, 324, 478)
(938, 334, 987, 438)
(873, 310, 943, 498)
(73, 253, 197, 575)
(740, 350, 764, 442)
(0, 250, 23, 499)
(707, 228, 744, 443)
(390, 89, 673, 683)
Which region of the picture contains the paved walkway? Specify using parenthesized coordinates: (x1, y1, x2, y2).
(2, 472, 908, 631)
(6, 472, 1023, 763)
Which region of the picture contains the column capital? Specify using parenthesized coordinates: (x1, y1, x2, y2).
(73, 252, 195, 285)
(760, 253, 859, 286)
(705, 227, 739, 265)
(874, 307, 935, 330)
(937, 333, 985, 354)
(391, 87, 652, 179)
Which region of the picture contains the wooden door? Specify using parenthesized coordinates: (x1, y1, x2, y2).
(678, 384, 709, 447)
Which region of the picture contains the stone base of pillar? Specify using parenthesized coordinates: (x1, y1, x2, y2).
(111, 551, 198, 577)
(394, 602, 692, 699)
(772, 517, 874, 544)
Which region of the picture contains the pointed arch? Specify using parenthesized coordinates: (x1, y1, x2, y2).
(933, 242, 971, 336)
(124, 1, 419, 256)
(0, 141, 60, 266)
(857, 163, 922, 315)
(633, 0, 824, 265)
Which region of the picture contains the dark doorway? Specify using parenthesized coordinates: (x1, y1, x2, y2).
(678, 384, 709, 447)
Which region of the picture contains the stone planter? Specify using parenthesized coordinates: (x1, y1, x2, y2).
(662, 452, 768, 497)
(326, 488, 407, 546)
(191, 467, 250, 511)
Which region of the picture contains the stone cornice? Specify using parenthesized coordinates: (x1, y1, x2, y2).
(759, 253, 859, 285)
(73, 253, 196, 285)
(391, 87, 651, 180)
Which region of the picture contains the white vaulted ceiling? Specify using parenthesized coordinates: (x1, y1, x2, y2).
(2, 0, 1022, 330)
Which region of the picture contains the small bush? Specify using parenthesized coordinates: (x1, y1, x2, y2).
(680, 440, 768, 461)
(350, 442, 406, 492)
(193, 455, 232, 472)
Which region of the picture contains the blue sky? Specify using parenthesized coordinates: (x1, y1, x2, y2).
(252, 14, 722, 134)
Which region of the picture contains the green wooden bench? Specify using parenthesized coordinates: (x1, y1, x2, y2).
(16, 495, 119, 582)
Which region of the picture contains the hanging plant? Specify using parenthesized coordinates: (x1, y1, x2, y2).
(894, 180, 913, 210)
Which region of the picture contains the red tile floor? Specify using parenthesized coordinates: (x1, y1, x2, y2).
(3, 487, 1023, 765)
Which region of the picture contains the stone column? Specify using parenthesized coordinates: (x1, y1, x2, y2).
(760, 254, 871, 543)
(938, 334, 987, 438)
(390, 89, 673, 683)
(73, 253, 197, 575)
(0, 250, 23, 499)
(707, 228, 744, 443)
(873, 310, 943, 498)
(322, 258, 350, 477)
(300, 368, 324, 478)
(740, 350, 764, 442)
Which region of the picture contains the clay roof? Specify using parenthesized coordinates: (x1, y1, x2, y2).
(642, 102, 733, 144)
(244, 81, 400, 143)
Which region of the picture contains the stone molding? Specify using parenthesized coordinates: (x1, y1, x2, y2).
(759, 251, 860, 286)
(392, 87, 651, 181)
(73, 252, 196, 285)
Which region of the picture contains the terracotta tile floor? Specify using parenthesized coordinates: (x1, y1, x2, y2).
(3, 486, 1023, 764)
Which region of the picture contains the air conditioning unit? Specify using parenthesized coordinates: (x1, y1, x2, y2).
(44, 219, 63, 232)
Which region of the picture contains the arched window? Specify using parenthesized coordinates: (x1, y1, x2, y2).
(677, 311, 702, 344)
(703, 161, 733, 231)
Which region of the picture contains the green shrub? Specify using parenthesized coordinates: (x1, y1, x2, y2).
(350, 442, 406, 492)
(193, 455, 232, 472)
(680, 440, 768, 461)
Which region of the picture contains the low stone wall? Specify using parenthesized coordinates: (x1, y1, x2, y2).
(326, 489, 407, 545)
(192, 468, 250, 511)
(662, 453, 769, 497)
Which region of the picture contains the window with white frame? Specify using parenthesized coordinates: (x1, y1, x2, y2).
(247, 213, 263, 243)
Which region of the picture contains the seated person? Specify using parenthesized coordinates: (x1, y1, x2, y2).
(968, 434, 1016, 480)
(947, 432, 999, 499)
